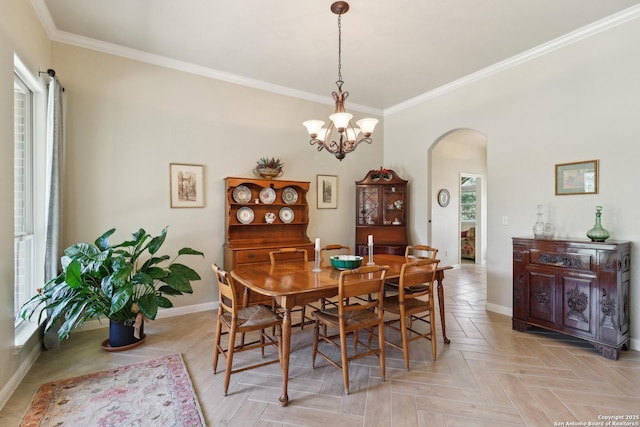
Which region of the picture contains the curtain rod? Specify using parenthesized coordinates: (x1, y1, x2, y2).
(39, 68, 56, 78)
(38, 68, 65, 91)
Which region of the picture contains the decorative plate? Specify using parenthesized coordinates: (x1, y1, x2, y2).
(437, 189, 450, 207)
(237, 207, 255, 224)
(279, 207, 294, 223)
(232, 185, 251, 204)
(282, 187, 298, 204)
(259, 187, 276, 204)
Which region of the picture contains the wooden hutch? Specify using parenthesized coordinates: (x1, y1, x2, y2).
(223, 177, 314, 271)
(512, 237, 631, 360)
(355, 169, 408, 256)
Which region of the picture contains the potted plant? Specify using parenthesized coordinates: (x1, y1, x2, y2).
(20, 227, 204, 350)
(254, 157, 284, 179)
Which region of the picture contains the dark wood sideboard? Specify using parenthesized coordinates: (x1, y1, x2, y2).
(512, 237, 631, 360)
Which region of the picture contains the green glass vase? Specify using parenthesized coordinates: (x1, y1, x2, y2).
(586, 206, 610, 242)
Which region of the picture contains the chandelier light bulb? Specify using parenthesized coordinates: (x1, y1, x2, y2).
(345, 127, 361, 142)
(356, 118, 379, 136)
(303, 120, 325, 138)
(329, 112, 353, 131)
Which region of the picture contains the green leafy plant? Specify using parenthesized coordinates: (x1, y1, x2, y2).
(256, 157, 284, 170)
(20, 227, 204, 340)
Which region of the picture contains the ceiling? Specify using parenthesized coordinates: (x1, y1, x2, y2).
(36, 0, 640, 113)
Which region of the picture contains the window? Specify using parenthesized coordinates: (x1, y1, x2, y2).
(13, 56, 46, 341)
(460, 177, 476, 221)
(14, 73, 35, 324)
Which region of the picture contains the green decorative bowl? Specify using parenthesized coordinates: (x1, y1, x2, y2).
(330, 255, 363, 270)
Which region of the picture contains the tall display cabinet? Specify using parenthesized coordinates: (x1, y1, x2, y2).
(355, 169, 408, 256)
(223, 177, 314, 271)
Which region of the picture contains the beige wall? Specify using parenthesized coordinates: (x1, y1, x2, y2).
(0, 0, 52, 403)
(51, 41, 383, 312)
(384, 17, 640, 348)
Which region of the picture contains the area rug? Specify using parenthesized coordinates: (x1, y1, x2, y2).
(20, 353, 206, 427)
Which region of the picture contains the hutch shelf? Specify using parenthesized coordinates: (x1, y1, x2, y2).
(355, 169, 408, 256)
(224, 177, 314, 272)
(512, 237, 631, 360)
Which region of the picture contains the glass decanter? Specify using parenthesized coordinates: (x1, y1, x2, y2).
(533, 204, 545, 238)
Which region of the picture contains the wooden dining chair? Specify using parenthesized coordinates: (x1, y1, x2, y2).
(382, 258, 439, 370)
(311, 264, 389, 395)
(319, 244, 351, 310)
(320, 244, 351, 267)
(269, 248, 313, 329)
(211, 264, 282, 396)
(405, 244, 438, 260)
(386, 244, 439, 294)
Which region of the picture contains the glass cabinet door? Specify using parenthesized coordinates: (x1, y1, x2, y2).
(357, 186, 379, 225)
(382, 185, 405, 225)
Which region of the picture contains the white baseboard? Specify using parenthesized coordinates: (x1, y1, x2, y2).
(0, 340, 41, 411)
(485, 302, 512, 317)
(0, 301, 219, 412)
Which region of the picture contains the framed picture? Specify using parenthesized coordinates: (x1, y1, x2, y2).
(169, 163, 204, 208)
(317, 175, 338, 209)
(555, 159, 598, 195)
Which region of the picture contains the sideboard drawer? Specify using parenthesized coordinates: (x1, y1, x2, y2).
(236, 249, 273, 264)
(529, 249, 595, 272)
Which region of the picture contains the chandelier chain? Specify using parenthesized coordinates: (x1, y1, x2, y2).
(336, 14, 343, 89)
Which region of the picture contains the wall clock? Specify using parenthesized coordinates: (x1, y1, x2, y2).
(437, 189, 450, 207)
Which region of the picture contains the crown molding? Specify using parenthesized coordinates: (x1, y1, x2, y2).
(385, 4, 640, 116)
(31, 0, 639, 118)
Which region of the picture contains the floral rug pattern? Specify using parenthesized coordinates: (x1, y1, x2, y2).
(20, 354, 205, 427)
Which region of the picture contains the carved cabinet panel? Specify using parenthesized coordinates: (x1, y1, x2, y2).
(512, 237, 631, 360)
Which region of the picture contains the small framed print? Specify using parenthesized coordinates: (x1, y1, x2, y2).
(317, 175, 338, 209)
(170, 163, 204, 208)
(555, 160, 598, 195)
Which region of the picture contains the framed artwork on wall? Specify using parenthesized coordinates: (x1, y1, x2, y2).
(170, 163, 204, 208)
(555, 159, 598, 195)
(317, 175, 338, 209)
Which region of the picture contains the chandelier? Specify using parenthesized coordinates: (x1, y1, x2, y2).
(303, 1, 378, 161)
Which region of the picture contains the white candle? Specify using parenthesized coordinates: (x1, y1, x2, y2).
(315, 238, 321, 250)
(368, 235, 374, 245)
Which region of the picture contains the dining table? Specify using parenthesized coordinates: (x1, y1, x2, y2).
(230, 253, 453, 406)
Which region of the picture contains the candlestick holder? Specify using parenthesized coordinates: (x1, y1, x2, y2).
(367, 244, 375, 266)
(313, 248, 322, 272)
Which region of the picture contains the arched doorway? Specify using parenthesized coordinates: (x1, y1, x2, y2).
(428, 128, 487, 267)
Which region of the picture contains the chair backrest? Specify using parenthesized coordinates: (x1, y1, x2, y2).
(338, 265, 389, 317)
(405, 245, 438, 260)
(269, 247, 309, 266)
(398, 258, 439, 301)
(320, 244, 351, 267)
(212, 263, 238, 316)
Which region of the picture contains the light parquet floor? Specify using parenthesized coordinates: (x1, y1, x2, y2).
(2, 262, 639, 426)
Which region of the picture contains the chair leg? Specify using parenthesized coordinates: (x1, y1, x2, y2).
(400, 313, 410, 370)
(213, 316, 223, 374)
(300, 306, 307, 330)
(260, 327, 266, 357)
(430, 304, 437, 361)
(339, 327, 350, 395)
(224, 320, 237, 396)
(378, 321, 386, 382)
(311, 319, 320, 368)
